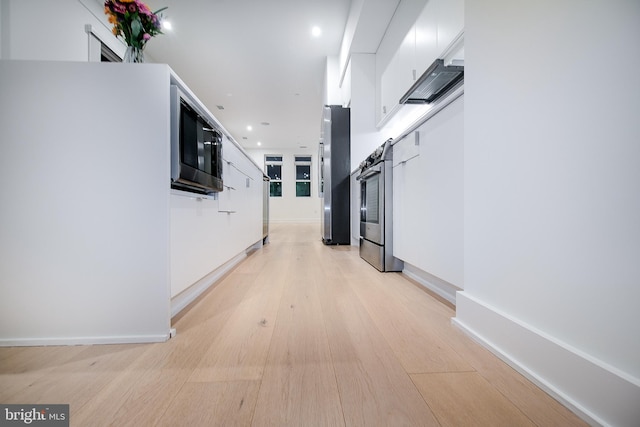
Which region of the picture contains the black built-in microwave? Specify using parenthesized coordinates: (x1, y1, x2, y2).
(170, 85, 223, 194)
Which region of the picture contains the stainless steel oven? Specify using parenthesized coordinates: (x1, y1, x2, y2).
(357, 139, 403, 272)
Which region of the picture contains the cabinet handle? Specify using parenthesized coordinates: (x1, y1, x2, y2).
(218, 210, 237, 214)
(382, 106, 387, 114)
(412, 69, 417, 80)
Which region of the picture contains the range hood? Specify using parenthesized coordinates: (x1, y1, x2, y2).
(399, 59, 464, 104)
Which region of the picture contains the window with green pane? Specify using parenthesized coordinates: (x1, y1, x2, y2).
(265, 155, 282, 197)
(295, 155, 312, 197)
(270, 181, 282, 197)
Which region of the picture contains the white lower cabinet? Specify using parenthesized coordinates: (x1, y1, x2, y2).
(170, 139, 262, 299)
(392, 95, 464, 288)
(392, 133, 421, 263)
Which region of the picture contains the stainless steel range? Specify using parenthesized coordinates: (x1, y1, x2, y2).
(356, 139, 403, 272)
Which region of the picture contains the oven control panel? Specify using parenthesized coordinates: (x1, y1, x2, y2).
(359, 138, 393, 173)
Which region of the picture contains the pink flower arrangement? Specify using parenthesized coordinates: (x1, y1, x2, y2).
(104, 0, 167, 49)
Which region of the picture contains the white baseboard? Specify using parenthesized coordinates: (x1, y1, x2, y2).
(170, 240, 262, 318)
(0, 333, 169, 347)
(402, 263, 460, 306)
(453, 292, 640, 427)
(269, 218, 320, 224)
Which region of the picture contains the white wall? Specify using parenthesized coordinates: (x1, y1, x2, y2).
(455, 1, 640, 425)
(0, 61, 172, 344)
(246, 148, 320, 223)
(0, 0, 124, 62)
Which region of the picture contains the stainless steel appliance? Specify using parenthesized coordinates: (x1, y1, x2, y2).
(170, 85, 224, 194)
(399, 59, 464, 105)
(320, 105, 351, 245)
(357, 139, 403, 271)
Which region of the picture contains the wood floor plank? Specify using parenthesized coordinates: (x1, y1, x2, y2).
(411, 371, 536, 427)
(73, 265, 260, 425)
(317, 245, 441, 426)
(188, 245, 289, 382)
(156, 381, 260, 427)
(346, 260, 473, 374)
(186, 285, 281, 382)
(74, 369, 191, 427)
(2, 344, 148, 408)
(71, 342, 200, 426)
(252, 241, 344, 426)
(353, 263, 588, 426)
(429, 325, 589, 427)
(0, 345, 87, 401)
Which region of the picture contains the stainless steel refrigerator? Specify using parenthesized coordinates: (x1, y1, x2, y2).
(320, 105, 350, 245)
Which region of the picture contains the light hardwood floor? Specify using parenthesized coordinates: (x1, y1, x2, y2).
(0, 223, 587, 426)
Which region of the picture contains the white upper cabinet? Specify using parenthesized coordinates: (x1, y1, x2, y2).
(378, 0, 464, 126)
(380, 29, 416, 120)
(437, 0, 464, 54)
(414, 0, 439, 78)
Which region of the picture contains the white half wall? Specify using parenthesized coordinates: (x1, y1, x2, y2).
(0, 61, 172, 345)
(459, 0, 640, 425)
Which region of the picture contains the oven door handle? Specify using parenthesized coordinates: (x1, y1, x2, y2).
(356, 164, 382, 180)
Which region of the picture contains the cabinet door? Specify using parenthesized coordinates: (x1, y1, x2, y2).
(392, 145, 422, 262)
(380, 57, 398, 119)
(380, 27, 416, 122)
(392, 131, 421, 168)
(414, 0, 439, 76)
(218, 158, 237, 213)
(392, 153, 407, 260)
(437, 0, 464, 52)
(392, 132, 421, 260)
(398, 26, 416, 89)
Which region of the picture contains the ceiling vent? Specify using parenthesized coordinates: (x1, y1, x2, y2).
(399, 59, 464, 105)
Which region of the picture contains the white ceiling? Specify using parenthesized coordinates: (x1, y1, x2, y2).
(144, 0, 354, 152)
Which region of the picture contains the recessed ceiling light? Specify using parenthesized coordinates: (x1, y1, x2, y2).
(162, 20, 172, 31)
(311, 26, 322, 37)
(246, 125, 253, 131)
(257, 142, 262, 146)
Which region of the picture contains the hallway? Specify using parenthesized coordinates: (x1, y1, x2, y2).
(0, 223, 586, 426)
